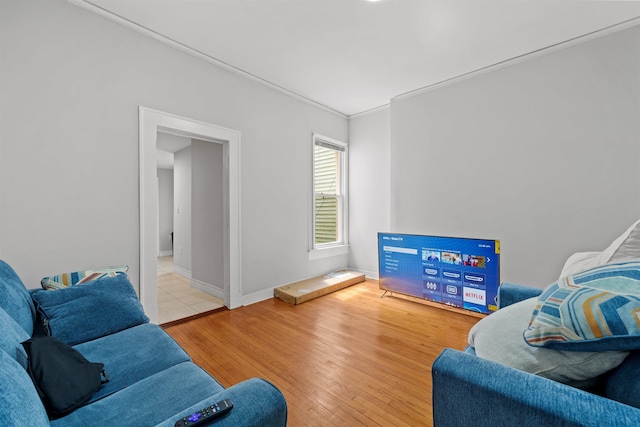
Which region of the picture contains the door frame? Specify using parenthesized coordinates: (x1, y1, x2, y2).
(139, 106, 242, 323)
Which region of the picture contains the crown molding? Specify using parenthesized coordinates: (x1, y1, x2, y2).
(348, 103, 390, 120)
(68, 0, 348, 120)
(393, 17, 640, 104)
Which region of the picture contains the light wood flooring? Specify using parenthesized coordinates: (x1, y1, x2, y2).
(164, 279, 481, 426)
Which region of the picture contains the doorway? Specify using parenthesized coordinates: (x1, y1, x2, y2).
(156, 133, 225, 323)
(139, 106, 242, 324)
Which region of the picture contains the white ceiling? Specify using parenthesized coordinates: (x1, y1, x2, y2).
(81, 0, 640, 117)
(156, 132, 191, 169)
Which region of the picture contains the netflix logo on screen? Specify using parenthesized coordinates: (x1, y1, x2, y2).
(463, 287, 486, 305)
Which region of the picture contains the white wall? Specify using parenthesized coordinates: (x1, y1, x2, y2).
(0, 0, 348, 293)
(157, 168, 174, 255)
(390, 24, 640, 288)
(191, 139, 224, 291)
(348, 106, 391, 278)
(173, 147, 192, 275)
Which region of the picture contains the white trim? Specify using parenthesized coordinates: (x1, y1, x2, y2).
(172, 264, 192, 280)
(242, 271, 343, 306)
(309, 244, 349, 261)
(360, 269, 379, 280)
(69, 0, 640, 118)
(68, 0, 347, 119)
(393, 17, 640, 103)
(310, 133, 349, 252)
(348, 103, 390, 120)
(243, 268, 375, 305)
(139, 106, 242, 324)
(242, 286, 278, 306)
(191, 278, 224, 300)
(158, 250, 173, 257)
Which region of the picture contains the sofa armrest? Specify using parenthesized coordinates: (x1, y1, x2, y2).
(155, 378, 287, 427)
(497, 282, 542, 309)
(432, 348, 640, 427)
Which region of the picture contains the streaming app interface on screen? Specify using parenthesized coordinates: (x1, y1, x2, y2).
(378, 233, 500, 314)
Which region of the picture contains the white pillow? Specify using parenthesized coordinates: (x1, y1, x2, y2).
(468, 297, 628, 386)
(599, 219, 640, 264)
(560, 219, 640, 278)
(559, 251, 600, 278)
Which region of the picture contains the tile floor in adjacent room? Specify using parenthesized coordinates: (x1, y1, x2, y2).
(157, 256, 225, 324)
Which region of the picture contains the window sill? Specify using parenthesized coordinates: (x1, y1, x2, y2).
(308, 245, 349, 261)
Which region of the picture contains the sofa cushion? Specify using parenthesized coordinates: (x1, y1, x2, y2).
(604, 351, 640, 409)
(50, 362, 225, 427)
(41, 265, 129, 290)
(0, 260, 35, 336)
(22, 335, 108, 419)
(0, 307, 29, 366)
(73, 323, 191, 403)
(31, 275, 149, 346)
(525, 260, 640, 352)
(469, 297, 628, 386)
(0, 349, 50, 426)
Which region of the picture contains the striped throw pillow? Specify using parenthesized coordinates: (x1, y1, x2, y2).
(525, 260, 640, 352)
(41, 265, 129, 291)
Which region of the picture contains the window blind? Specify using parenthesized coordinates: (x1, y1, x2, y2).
(315, 139, 345, 152)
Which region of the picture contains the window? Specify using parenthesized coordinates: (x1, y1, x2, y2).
(311, 133, 348, 257)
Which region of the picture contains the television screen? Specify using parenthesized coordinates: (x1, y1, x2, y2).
(378, 233, 500, 314)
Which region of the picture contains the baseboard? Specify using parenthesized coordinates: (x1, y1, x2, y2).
(159, 250, 173, 257)
(173, 265, 191, 280)
(241, 272, 333, 306)
(243, 287, 277, 306)
(191, 278, 224, 300)
(352, 268, 378, 280)
(242, 268, 376, 307)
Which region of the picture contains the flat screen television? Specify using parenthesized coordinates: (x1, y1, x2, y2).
(378, 233, 500, 314)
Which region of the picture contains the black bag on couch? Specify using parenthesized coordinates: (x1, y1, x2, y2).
(21, 335, 109, 419)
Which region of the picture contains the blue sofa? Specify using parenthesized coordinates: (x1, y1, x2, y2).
(432, 282, 640, 427)
(0, 260, 288, 426)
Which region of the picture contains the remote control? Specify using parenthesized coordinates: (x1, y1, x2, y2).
(174, 399, 233, 427)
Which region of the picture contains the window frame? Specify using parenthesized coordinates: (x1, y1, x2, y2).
(309, 133, 349, 260)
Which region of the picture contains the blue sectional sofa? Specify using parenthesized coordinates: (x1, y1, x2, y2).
(432, 282, 640, 427)
(0, 260, 287, 426)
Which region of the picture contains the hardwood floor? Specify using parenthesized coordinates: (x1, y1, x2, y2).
(164, 279, 481, 426)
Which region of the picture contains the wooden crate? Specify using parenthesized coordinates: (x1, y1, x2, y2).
(274, 270, 366, 305)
